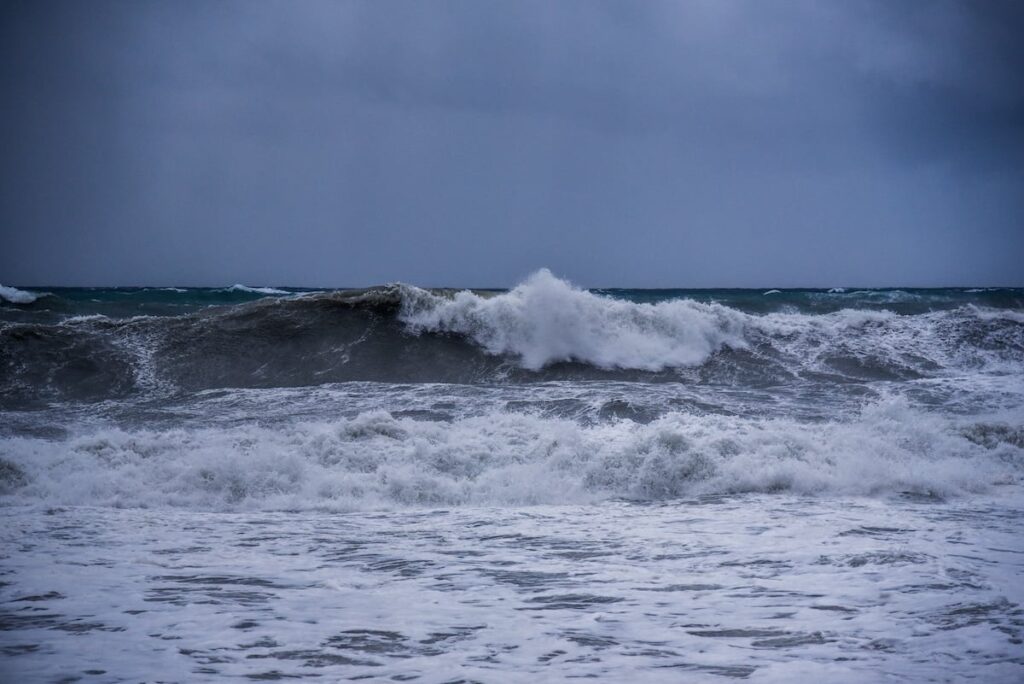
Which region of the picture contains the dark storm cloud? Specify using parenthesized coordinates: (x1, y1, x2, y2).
(855, 1, 1024, 170)
(1, 0, 1021, 287)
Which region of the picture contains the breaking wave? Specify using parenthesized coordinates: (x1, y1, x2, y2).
(1, 271, 1022, 405)
(222, 284, 291, 295)
(0, 284, 41, 304)
(2, 272, 1022, 511)
(1, 398, 1020, 511)
(398, 270, 748, 370)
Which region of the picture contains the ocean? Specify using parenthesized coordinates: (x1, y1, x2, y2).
(1, 270, 1022, 682)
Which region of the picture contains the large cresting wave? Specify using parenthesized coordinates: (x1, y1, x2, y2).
(398, 270, 747, 370)
(1, 270, 1022, 405)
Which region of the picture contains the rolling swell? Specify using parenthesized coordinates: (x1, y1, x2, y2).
(1, 291, 495, 405)
(1, 273, 1022, 406)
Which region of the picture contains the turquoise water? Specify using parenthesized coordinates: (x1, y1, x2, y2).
(3, 283, 1022, 322)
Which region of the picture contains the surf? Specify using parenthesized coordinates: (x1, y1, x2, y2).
(1, 271, 1022, 407)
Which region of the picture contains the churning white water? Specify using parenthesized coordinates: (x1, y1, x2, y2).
(2, 273, 1022, 681)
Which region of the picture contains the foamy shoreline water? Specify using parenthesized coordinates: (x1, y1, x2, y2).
(2, 396, 1021, 512)
(3, 494, 1022, 683)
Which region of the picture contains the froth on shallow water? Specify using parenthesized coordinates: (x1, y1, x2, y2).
(2, 397, 1021, 511)
(2, 497, 1022, 682)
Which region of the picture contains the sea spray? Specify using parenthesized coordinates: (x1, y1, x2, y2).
(398, 269, 749, 370)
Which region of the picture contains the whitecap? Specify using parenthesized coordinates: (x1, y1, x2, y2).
(0, 284, 40, 304)
(398, 269, 748, 371)
(223, 284, 289, 295)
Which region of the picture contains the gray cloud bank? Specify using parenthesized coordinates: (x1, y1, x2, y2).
(1, 0, 1022, 287)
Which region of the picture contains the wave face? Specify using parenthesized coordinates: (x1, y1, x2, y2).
(1, 271, 1022, 405)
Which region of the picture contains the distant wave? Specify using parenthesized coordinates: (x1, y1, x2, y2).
(0, 284, 40, 304)
(762, 289, 782, 295)
(223, 284, 290, 295)
(843, 289, 921, 303)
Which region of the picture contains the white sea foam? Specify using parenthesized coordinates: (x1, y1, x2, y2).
(224, 284, 290, 295)
(399, 269, 748, 370)
(762, 289, 782, 295)
(2, 276, 1021, 682)
(0, 284, 40, 304)
(3, 397, 1019, 511)
(5, 493, 1022, 682)
(845, 289, 921, 303)
(392, 271, 1022, 375)
(969, 304, 1024, 323)
(753, 305, 1024, 378)
(62, 314, 111, 323)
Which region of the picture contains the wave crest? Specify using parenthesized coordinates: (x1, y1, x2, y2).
(223, 284, 290, 295)
(0, 284, 41, 304)
(1, 272, 1021, 404)
(399, 269, 748, 371)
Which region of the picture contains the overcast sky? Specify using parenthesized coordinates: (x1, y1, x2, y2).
(1, 0, 1022, 287)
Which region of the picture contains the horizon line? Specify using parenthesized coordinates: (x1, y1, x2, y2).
(6, 282, 1024, 291)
